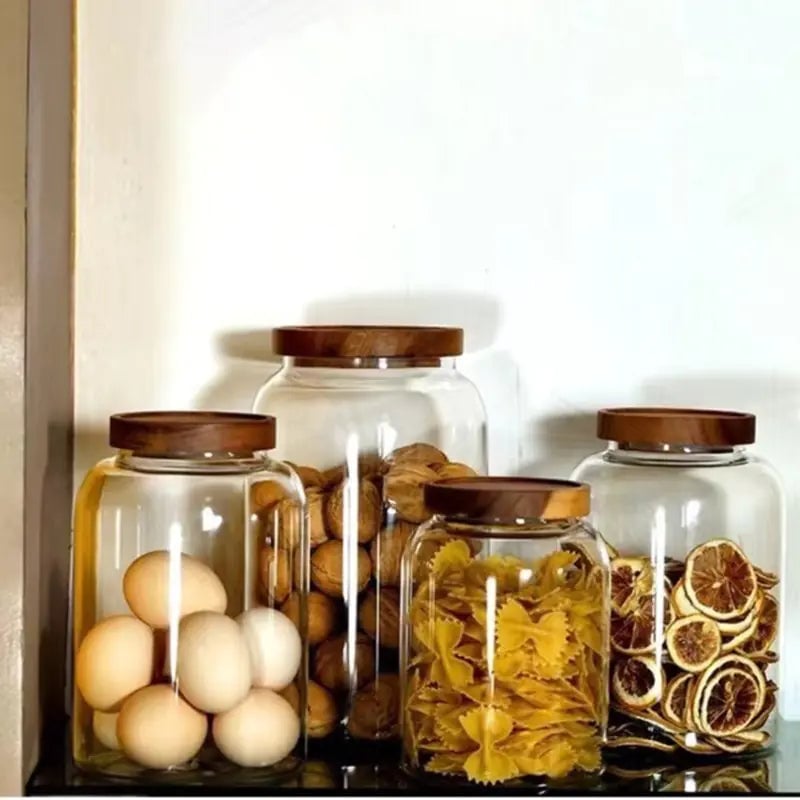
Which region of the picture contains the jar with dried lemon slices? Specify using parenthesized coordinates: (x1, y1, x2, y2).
(572, 408, 784, 759)
(400, 478, 611, 788)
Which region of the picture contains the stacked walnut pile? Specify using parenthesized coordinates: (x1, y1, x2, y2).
(251, 442, 477, 743)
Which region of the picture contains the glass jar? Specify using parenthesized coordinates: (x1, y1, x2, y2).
(400, 478, 610, 788)
(71, 412, 308, 783)
(253, 325, 487, 753)
(571, 408, 784, 759)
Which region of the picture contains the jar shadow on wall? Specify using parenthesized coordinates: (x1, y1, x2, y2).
(517, 411, 599, 479)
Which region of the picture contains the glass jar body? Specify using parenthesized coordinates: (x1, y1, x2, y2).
(571, 446, 784, 758)
(71, 452, 307, 783)
(253, 358, 487, 752)
(399, 516, 610, 788)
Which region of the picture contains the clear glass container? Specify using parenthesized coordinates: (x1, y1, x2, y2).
(400, 477, 610, 788)
(571, 408, 784, 760)
(71, 412, 308, 784)
(253, 325, 487, 754)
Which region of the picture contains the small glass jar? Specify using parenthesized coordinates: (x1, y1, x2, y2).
(571, 408, 784, 759)
(400, 478, 610, 788)
(253, 325, 487, 753)
(71, 412, 308, 783)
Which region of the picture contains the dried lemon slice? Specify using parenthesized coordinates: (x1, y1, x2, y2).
(605, 735, 676, 753)
(716, 600, 760, 636)
(661, 673, 694, 727)
(684, 539, 758, 621)
(671, 579, 699, 617)
(611, 557, 653, 614)
(611, 598, 658, 655)
(740, 593, 778, 656)
(700, 776, 750, 793)
(666, 614, 722, 673)
(755, 566, 779, 590)
(698, 667, 761, 735)
(611, 655, 664, 710)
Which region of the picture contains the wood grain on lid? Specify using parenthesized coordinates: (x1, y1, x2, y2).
(597, 407, 756, 446)
(272, 325, 463, 359)
(424, 477, 590, 521)
(109, 411, 276, 455)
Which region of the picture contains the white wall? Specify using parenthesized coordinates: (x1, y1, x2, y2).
(76, 1, 800, 715)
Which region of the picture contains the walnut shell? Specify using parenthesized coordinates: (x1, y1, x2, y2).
(431, 461, 478, 479)
(310, 540, 371, 598)
(281, 590, 340, 645)
(258, 545, 292, 604)
(313, 633, 375, 691)
(384, 442, 447, 469)
(359, 588, 400, 649)
(325, 480, 382, 544)
(270, 496, 303, 550)
(250, 481, 287, 515)
(369, 520, 415, 586)
(286, 463, 325, 489)
(307, 487, 330, 548)
(322, 453, 385, 489)
(384, 462, 438, 524)
(280, 680, 338, 739)
(347, 674, 400, 740)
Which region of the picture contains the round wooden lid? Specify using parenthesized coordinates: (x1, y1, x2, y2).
(597, 407, 756, 446)
(272, 325, 463, 359)
(109, 411, 276, 455)
(424, 477, 590, 521)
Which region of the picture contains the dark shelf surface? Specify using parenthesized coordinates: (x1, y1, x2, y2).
(27, 719, 800, 795)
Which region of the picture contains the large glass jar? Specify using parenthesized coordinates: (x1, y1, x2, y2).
(71, 412, 308, 784)
(571, 408, 784, 760)
(253, 325, 487, 753)
(400, 478, 610, 788)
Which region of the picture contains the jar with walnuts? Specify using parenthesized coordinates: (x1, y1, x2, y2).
(253, 325, 487, 752)
(571, 408, 785, 759)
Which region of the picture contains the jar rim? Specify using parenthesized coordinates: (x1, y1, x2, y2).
(597, 407, 756, 447)
(109, 411, 276, 456)
(424, 476, 590, 521)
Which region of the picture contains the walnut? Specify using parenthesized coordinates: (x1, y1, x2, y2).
(369, 520, 415, 586)
(313, 633, 375, 691)
(384, 462, 438, 524)
(347, 674, 400, 740)
(310, 540, 371, 597)
(286, 463, 325, 489)
(321, 453, 384, 489)
(281, 590, 340, 645)
(307, 488, 330, 548)
(384, 442, 447, 469)
(359, 588, 400, 649)
(325, 480, 382, 544)
(431, 461, 478, 479)
(250, 480, 286, 515)
(280, 680, 339, 739)
(258, 546, 292, 604)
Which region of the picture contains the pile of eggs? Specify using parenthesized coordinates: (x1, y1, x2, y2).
(76, 550, 302, 770)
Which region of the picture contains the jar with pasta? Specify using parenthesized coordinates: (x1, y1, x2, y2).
(572, 408, 784, 759)
(400, 478, 610, 788)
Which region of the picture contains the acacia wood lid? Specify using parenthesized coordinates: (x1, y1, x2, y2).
(272, 325, 463, 359)
(424, 477, 590, 521)
(597, 407, 756, 446)
(109, 411, 276, 455)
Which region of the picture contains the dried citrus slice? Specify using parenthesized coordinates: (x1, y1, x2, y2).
(612, 655, 664, 709)
(605, 735, 676, 753)
(611, 557, 653, 614)
(755, 566, 779, 590)
(706, 735, 751, 754)
(672, 579, 699, 617)
(739, 593, 778, 656)
(684, 539, 758, 621)
(721, 612, 759, 653)
(749, 690, 776, 729)
(661, 673, 694, 727)
(611, 597, 657, 655)
(698, 667, 761, 735)
(699, 776, 750, 793)
(749, 650, 779, 665)
(663, 556, 685, 581)
(716, 600, 760, 636)
(666, 614, 721, 673)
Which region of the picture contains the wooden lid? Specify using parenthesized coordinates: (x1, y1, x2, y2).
(272, 325, 463, 359)
(597, 407, 756, 446)
(109, 411, 276, 455)
(424, 477, 590, 521)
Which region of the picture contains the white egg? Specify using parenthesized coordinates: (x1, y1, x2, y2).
(92, 711, 120, 750)
(212, 688, 300, 768)
(76, 615, 154, 712)
(176, 611, 251, 713)
(123, 550, 227, 628)
(117, 685, 207, 770)
(237, 607, 301, 690)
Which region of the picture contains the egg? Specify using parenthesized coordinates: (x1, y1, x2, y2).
(76, 615, 154, 711)
(237, 607, 301, 691)
(123, 550, 227, 628)
(117, 684, 207, 769)
(212, 688, 299, 768)
(176, 611, 251, 713)
(92, 711, 120, 750)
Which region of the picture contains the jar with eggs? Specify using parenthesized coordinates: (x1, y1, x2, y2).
(253, 326, 487, 754)
(71, 412, 309, 783)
